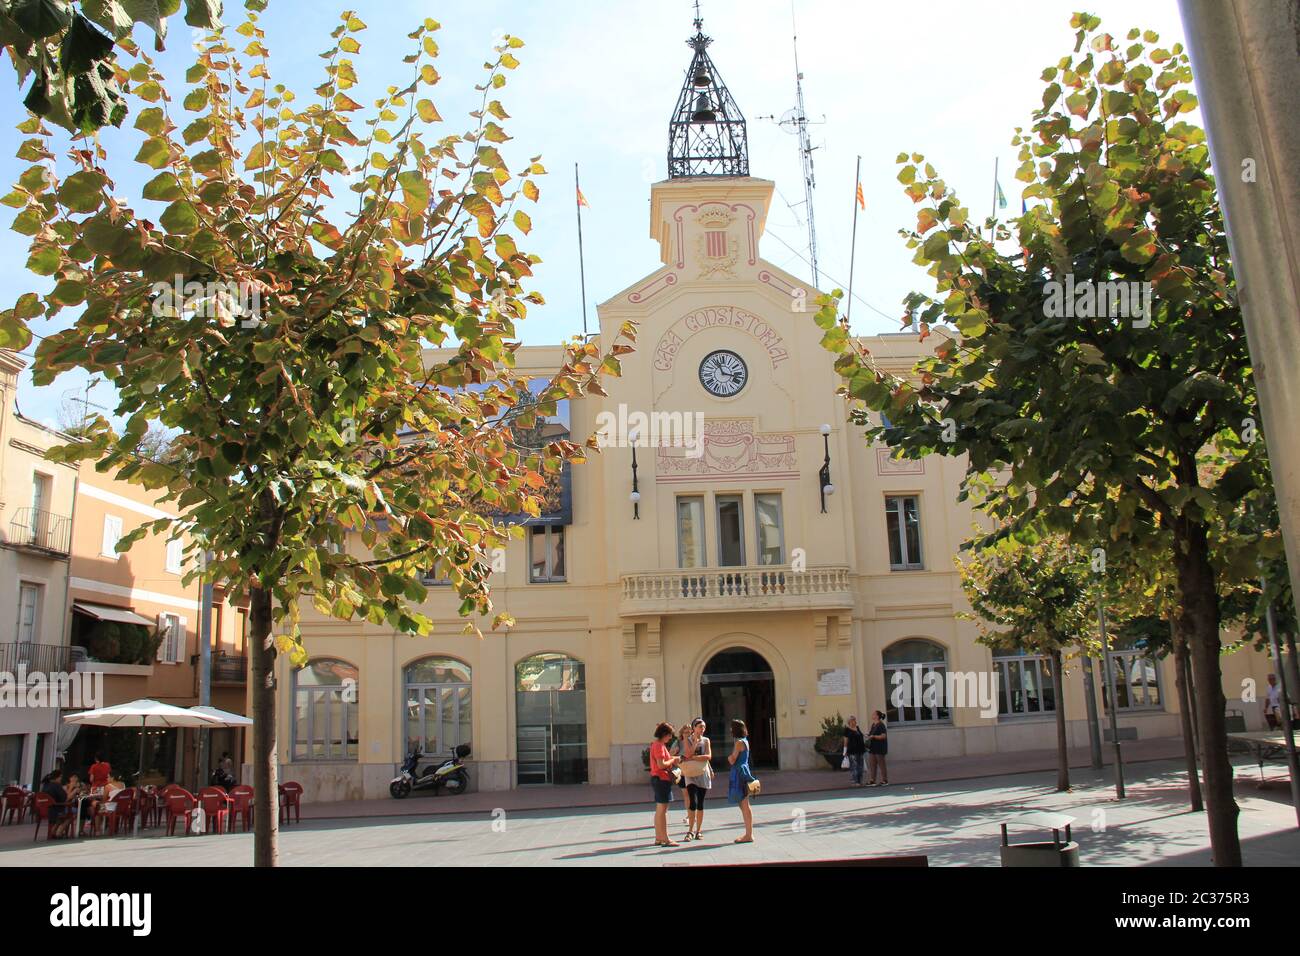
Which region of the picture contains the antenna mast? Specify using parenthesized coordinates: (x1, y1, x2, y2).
(791, 19, 820, 287)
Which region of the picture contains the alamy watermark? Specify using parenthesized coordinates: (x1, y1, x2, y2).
(1043, 274, 1152, 327)
(593, 403, 705, 458)
(889, 666, 1000, 719)
(151, 275, 263, 327)
(0, 665, 103, 710)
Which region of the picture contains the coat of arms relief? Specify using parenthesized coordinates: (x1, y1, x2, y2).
(695, 204, 739, 278)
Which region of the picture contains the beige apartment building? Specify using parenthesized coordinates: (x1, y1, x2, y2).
(277, 24, 1272, 799)
(0, 349, 78, 786)
(0, 350, 247, 788)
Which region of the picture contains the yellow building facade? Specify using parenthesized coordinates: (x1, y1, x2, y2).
(278, 26, 1272, 800)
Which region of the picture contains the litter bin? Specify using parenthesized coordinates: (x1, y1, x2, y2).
(999, 811, 1080, 867)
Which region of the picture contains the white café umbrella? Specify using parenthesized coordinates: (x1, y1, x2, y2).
(62, 699, 227, 836)
(187, 705, 253, 726)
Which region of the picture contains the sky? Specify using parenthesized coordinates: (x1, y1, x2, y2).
(0, 0, 1192, 429)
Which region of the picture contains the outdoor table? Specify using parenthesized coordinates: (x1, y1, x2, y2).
(1228, 729, 1299, 781)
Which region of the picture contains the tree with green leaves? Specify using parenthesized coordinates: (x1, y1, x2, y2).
(816, 12, 1276, 865)
(3, 4, 635, 865)
(1, 0, 224, 134)
(958, 530, 1097, 791)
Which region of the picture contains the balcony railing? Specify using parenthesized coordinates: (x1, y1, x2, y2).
(212, 653, 247, 683)
(0, 642, 75, 675)
(619, 564, 854, 616)
(5, 507, 72, 555)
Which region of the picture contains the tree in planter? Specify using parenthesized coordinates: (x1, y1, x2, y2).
(8, 5, 635, 866)
(957, 530, 1097, 791)
(816, 13, 1273, 865)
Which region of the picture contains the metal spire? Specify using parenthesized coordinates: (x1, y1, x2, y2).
(667, 7, 749, 177)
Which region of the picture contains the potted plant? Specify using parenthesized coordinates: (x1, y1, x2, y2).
(813, 712, 847, 769)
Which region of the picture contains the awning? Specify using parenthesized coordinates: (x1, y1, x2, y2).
(72, 602, 156, 628)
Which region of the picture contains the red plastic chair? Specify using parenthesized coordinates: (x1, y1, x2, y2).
(198, 787, 230, 835)
(164, 789, 197, 836)
(228, 787, 253, 833)
(279, 781, 303, 824)
(1, 787, 28, 825)
(105, 794, 136, 835)
(31, 793, 73, 841)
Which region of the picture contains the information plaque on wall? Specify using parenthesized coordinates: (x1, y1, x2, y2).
(816, 667, 851, 696)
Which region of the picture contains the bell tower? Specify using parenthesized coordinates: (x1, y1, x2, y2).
(667, 13, 749, 178)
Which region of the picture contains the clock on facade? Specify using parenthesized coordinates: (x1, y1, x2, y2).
(698, 349, 748, 397)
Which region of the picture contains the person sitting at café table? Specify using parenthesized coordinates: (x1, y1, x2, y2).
(41, 771, 72, 837)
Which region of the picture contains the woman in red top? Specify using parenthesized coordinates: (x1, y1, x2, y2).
(649, 722, 680, 847)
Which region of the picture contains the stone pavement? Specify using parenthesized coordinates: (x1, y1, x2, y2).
(297, 734, 1189, 821)
(1, 752, 1295, 867)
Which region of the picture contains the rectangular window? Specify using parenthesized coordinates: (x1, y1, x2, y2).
(101, 514, 123, 558)
(885, 496, 923, 569)
(31, 473, 50, 514)
(165, 538, 184, 574)
(17, 583, 41, 644)
(715, 495, 745, 567)
(754, 494, 785, 566)
(157, 613, 185, 664)
(1103, 648, 1162, 712)
(994, 654, 1056, 716)
(676, 496, 706, 568)
(529, 525, 566, 582)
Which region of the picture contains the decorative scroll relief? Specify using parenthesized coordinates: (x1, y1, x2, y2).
(652, 305, 790, 372)
(876, 447, 925, 476)
(657, 419, 797, 482)
(628, 271, 678, 304)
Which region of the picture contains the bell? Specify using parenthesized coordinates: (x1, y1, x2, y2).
(691, 92, 716, 124)
(693, 69, 711, 87)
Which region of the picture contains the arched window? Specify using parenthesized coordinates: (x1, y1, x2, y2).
(882, 639, 950, 724)
(292, 658, 358, 760)
(403, 657, 471, 757)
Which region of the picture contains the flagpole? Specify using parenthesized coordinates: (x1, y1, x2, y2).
(574, 163, 589, 339)
(990, 156, 999, 242)
(846, 155, 861, 327)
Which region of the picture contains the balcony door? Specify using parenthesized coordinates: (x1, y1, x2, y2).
(700, 648, 778, 769)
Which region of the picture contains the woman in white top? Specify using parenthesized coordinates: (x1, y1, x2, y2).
(681, 717, 713, 841)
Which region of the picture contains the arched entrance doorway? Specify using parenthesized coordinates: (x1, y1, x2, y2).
(515, 653, 588, 785)
(700, 648, 778, 769)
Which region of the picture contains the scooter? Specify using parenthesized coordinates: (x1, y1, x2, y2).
(389, 743, 471, 798)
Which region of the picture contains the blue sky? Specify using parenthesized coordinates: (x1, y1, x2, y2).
(1, 0, 1189, 428)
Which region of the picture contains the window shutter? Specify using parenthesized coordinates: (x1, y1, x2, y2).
(177, 616, 188, 663)
(156, 614, 167, 661)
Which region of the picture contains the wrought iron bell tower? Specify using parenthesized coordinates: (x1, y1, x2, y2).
(667, 16, 749, 177)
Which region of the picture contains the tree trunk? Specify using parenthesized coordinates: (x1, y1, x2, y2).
(249, 584, 279, 868)
(1051, 648, 1070, 791)
(1173, 520, 1240, 866)
(1171, 620, 1203, 812)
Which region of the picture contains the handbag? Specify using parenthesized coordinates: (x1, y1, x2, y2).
(747, 779, 762, 797)
(680, 758, 709, 779)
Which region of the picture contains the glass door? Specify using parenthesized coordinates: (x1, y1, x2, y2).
(516, 655, 588, 785)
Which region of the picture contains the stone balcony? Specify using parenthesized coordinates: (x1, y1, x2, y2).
(619, 565, 854, 616)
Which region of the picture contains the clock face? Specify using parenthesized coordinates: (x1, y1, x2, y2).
(698, 349, 748, 397)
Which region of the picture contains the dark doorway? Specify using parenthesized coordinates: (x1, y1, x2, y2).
(700, 648, 778, 769)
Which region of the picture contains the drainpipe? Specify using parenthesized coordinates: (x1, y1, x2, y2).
(195, 550, 213, 790)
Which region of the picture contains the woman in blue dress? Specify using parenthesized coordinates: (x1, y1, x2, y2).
(726, 718, 755, 843)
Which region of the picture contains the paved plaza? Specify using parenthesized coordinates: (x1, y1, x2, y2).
(1, 755, 1295, 866)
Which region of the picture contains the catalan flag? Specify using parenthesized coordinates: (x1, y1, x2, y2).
(855, 180, 865, 210)
(576, 187, 589, 208)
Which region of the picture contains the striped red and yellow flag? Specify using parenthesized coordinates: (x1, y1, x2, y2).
(855, 181, 865, 210)
(576, 187, 590, 208)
